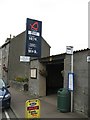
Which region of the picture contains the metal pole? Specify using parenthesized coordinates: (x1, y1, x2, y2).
(71, 50, 73, 112)
(66, 46, 74, 112)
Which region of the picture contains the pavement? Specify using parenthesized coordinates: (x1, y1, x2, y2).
(9, 87, 88, 119)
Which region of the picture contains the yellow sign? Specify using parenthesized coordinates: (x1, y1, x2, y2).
(25, 99, 40, 119)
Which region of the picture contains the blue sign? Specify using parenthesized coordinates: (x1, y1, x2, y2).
(25, 18, 42, 57)
(68, 73, 74, 91)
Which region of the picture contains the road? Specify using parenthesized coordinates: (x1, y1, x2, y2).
(0, 107, 17, 119)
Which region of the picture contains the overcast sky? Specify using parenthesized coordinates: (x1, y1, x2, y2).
(0, 0, 89, 55)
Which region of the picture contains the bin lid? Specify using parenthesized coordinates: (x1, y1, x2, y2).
(59, 88, 69, 94)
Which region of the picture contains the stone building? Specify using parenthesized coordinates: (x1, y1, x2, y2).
(0, 39, 10, 84)
(28, 49, 90, 116)
(1, 31, 50, 82)
(0, 31, 90, 116)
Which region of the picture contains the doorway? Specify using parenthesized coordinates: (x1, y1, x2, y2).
(46, 63, 64, 95)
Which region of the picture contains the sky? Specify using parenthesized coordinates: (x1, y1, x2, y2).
(0, 0, 89, 55)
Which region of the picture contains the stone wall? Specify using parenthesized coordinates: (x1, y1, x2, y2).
(29, 60, 40, 96)
(88, 50, 90, 117)
(29, 59, 46, 97)
(8, 31, 29, 81)
(38, 61, 46, 96)
(64, 55, 71, 88)
(74, 51, 88, 115)
(64, 50, 88, 115)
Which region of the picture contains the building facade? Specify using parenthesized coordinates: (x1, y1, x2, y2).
(0, 39, 10, 84)
(64, 49, 89, 115)
(28, 49, 90, 116)
(5, 31, 51, 82)
(0, 31, 90, 116)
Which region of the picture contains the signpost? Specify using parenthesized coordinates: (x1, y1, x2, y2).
(25, 99, 40, 119)
(66, 46, 74, 112)
(66, 46, 73, 55)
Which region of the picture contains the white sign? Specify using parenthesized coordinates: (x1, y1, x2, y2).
(30, 68, 37, 79)
(68, 73, 74, 91)
(28, 30, 40, 36)
(66, 46, 73, 55)
(87, 56, 90, 62)
(20, 56, 30, 62)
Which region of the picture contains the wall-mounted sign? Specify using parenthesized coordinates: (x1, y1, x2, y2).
(68, 73, 74, 91)
(66, 46, 73, 55)
(25, 18, 42, 57)
(20, 56, 30, 62)
(25, 99, 40, 119)
(30, 68, 37, 79)
(87, 56, 90, 62)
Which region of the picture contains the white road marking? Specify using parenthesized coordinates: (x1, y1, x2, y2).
(4, 110, 10, 120)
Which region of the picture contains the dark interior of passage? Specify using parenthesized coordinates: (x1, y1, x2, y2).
(46, 63, 64, 95)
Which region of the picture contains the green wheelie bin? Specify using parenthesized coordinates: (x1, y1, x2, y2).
(57, 88, 71, 112)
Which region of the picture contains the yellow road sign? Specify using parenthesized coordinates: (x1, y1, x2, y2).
(25, 99, 40, 119)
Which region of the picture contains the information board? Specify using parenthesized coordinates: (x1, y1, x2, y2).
(68, 73, 74, 91)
